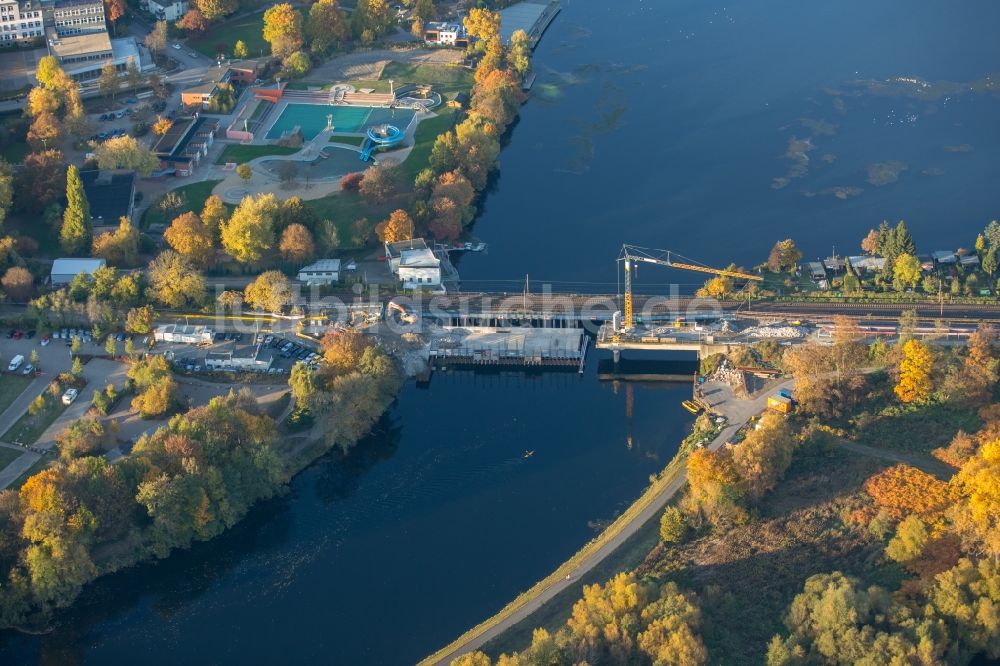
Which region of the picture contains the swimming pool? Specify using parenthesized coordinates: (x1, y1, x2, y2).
(265, 104, 416, 140)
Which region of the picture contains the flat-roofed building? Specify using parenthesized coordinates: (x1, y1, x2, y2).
(423, 21, 469, 47)
(79, 170, 135, 227)
(47, 28, 145, 81)
(52, 0, 105, 36)
(297, 259, 341, 285)
(152, 115, 219, 176)
(0, 0, 44, 43)
(154, 324, 214, 344)
(205, 345, 274, 371)
(51, 257, 107, 285)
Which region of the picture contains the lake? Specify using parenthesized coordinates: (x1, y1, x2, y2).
(4, 0, 1000, 662)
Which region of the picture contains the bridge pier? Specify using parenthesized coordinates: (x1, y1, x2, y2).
(613, 348, 620, 364)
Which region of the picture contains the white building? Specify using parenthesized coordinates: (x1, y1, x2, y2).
(47, 28, 147, 81)
(297, 259, 341, 285)
(423, 21, 469, 47)
(52, 0, 106, 36)
(0, 0, 44, 43)
(143, 0, 187, 21)
(50, 257, 107, 285)
(397, 248, 441, 289)
(154, 324, 214, 344)
(205, 345, 273, 371)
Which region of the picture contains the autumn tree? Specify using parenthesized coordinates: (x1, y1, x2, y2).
(886, 514, 929, 564)
(730, 413, 797, 500)
(91, 217, 139, 266)
(959, 327, 1000, 405)
(685, 447, 746, 526)
(233, 39, 248, 58)
(1, 266, 34, 301)
(861, 228, 879, 255)
(892, 253, 922, 291)
(193, 0, 236, 21)
(463, 7, 500, 46)
(152, 116, 173, 136)
(128, 356, 176, 418)
(16, 150, 66, 212)
(375, 209, 414, 243)
(164, 211, 214, 266)
(236, 163, 253, 183)
(97, 61, 119, 101)
(263, 3, 305, 59)
(27, 111, 62, 151)
(700, 275, 732, 299)
(359, 163, 399, 205)
(220, 192, 278, 264)
(278, 223, 315, 263)
(125, 304, 155, 335)
(351, 0, 392, 40)
(507, 29, 531, 78)
(766, 238, 803, 273)
(200, 195, 229, 239)
(144, 20, 168, 57)
(244, 270, 294, 313)
(471, 68, 527, 131)
(895, 339, 933, 403)
(61, 165, 91, 255)
(321, 328, 375, 375)
(0, 159, 12, 229)
(308, 0, 349, 53)
(94, 136, 160, 176)
(147, 250, 206, 308)
(863, 463, 950, 521)
(177, 8, 208, 33)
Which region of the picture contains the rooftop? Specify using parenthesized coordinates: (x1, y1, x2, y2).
(47, 28, 111, 59)
(385, 238, 428, 259)
(79, 170, 135, 223)
(425, 21, 465, 33)
(399, 247, 440, 268)
(153, 115, 218, 159)
(51, 258, 106, 275)
(53, 0, 104, 8)
(299, 259, 341, 273)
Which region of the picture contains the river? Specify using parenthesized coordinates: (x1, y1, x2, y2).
(4, 0, 1000, 663)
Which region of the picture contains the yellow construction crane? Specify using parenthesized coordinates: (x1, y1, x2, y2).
(618, 244, 762, 332)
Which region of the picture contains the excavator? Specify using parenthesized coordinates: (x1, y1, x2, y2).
(615, 244, 763, 338)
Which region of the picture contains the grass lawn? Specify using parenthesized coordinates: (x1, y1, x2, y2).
(381, 62, 474, 94)
(304, 190, 386, 244)
(328, 134, 366, 146)
(399, 108, 457, 182)
(188, 16, 269, 59)
(2, 398, 67, 446)
(0, 446, 22, 470)
(215, 144, 301, 165)
(0, 375, 32, 415)
(142, 180, 224, 229)
(10, 455, 52, 489)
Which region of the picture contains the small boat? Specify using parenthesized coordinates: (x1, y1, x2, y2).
(523, 450, 535, 459)
(681, 400, 702, 414)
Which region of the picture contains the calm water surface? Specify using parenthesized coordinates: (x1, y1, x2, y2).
(5, 0, 1000, 662)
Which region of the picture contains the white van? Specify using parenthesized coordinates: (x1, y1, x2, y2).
(7, 354, 23, 372)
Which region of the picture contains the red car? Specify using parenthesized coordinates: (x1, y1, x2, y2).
(12, 330, 22, 339)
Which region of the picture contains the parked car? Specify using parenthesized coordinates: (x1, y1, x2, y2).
(40, 335, 50, 346)
(21, 364, 33, 376)
(125, 97, 137, 104)
(172, 43, 182, 50)
(26, 330, 35, 339)
(62, 388, 79, 405)
(12, 330, 22, 339)
(264, 335, 274, 345)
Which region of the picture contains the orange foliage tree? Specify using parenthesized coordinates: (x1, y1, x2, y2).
(863, 463, 950, 521)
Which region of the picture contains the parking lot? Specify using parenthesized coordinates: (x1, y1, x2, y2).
(153, 331, 323, 378)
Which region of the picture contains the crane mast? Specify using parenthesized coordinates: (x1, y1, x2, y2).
(617, 245, 762, 332)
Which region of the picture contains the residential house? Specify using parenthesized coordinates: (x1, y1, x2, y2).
(423, 21, 469, 48)
(398, 248, 441, 289)
(143, 0, 186, 21)
(205, 344, 274, 372)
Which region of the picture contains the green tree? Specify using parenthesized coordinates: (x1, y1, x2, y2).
(885, 514, 928, 563)
(61, 165, 91, 255)
(94, 136, 160, 176)
(767, 238, 803, 273)
(105, 335, 117, 357)
(282, 51, 311, 78)
(236, 163, 253, 184)
(307, 0, 349, 53)
(506, 29, 531, 78)
(126, 57, 142, 91)
(70, 356, 83, 376)
(233, 39, 248, 58)
(659, 506, 687, 544)
(0, 159, 12, 229)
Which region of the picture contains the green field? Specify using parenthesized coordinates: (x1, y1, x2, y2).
(2, 397, 67, 446)
(188, 16, 269, 59)
(142, 180, 224, 229)
(380, 62, 474, 94)
(215, 144, 301, 165)
(0, 375, 32, 415)
(399, 108, 457, 182)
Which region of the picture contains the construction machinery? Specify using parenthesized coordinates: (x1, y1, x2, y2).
(617, 245, 763, 336)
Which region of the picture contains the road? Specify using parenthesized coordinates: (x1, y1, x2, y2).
(422, 378, 794, 666)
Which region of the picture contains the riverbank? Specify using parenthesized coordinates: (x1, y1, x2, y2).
(420, 377, 793, 665)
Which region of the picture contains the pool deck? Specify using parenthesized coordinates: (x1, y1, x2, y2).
(211, 108, 429, 204)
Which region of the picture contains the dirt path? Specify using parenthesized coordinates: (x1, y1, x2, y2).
(831, 438, 954, 480)
(421, 378, 796, 666)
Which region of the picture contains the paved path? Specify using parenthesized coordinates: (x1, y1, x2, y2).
(423, 378, 795, 665)
(0, 450, 41, 489)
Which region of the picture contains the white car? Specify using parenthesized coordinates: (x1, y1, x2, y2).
(21, 364, 33, 376)
(172, 43, 182, 50)
(62, 388, 79, 405)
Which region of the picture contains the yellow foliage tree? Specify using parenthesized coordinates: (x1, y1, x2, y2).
(895, 338, 933, 403)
